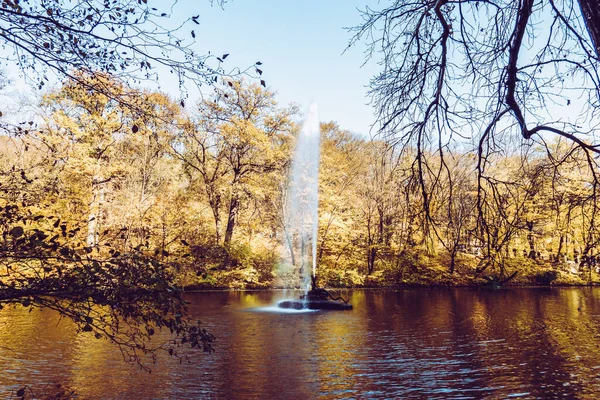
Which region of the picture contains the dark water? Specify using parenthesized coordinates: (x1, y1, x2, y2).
(2, 288, 600, 399)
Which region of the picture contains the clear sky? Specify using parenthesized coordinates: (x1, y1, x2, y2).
(178, 0, 381, 136)
(0, 0, 382, 135)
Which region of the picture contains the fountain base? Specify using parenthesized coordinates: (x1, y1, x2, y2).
(278, 299, 353, 310)
(278, 286, 352, 311)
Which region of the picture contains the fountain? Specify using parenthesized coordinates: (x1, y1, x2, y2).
(277, 102, 352, 311)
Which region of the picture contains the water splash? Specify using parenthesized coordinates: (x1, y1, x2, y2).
(247, 304, 317, 314)
(280, 102, 320, 292)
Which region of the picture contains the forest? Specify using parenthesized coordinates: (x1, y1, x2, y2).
(2, 72, 598, 294)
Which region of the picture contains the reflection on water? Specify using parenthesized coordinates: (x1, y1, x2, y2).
(1, 288, 600, 399)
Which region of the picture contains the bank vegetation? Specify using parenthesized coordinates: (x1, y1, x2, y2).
(2, 75, 598, 295)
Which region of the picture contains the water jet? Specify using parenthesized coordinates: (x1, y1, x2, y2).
(277, 102, 352, 311)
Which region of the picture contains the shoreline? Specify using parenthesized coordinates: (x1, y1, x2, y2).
(182, 282, 600, 292)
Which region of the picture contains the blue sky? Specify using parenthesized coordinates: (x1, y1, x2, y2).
(1, 1, 382, 135)
(179, 0, 381, 136)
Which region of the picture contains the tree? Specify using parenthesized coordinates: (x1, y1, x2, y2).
(0, 72, 228, 369)
(41, 72, 188, 251)
(357, 142, 404, 276)
(316, 123, 367, 280)
(0, 0, 261, 365)
(42, 73, 132, 247)
(0, 0, 259, 101)
(0, 203, 214, 369)
(174, 81, 296, 249)
(350, 0, 600, 277)
(351, 0, 600, 150)
(431, 154, 477, 274)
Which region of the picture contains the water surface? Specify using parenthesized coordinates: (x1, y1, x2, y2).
(1, 288, 600, 399)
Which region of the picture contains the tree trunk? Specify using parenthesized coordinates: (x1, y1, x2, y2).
(366, 213, 376, 274)
(557, 234, 564, 261)
(367, 245, 376, 275)
(87, 175, 105, 247)
(378, 206, 385, 245)
(578, 0, 600, 57)
(207, 189, 221, 244)
(526, 220, 536, 259)
(224, 196, 239, 246)
(449, 249, 456, 274)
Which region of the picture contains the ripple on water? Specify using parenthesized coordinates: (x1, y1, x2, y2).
(2, 288, 600, 398)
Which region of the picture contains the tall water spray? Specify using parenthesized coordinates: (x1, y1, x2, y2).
(283, 102, 320, 292)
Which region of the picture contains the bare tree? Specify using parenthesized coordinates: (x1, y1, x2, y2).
(350, 0, 600, 273)
(0, 0, 260, 103)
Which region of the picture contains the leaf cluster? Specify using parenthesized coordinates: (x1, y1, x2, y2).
(0, 202, 214, 369)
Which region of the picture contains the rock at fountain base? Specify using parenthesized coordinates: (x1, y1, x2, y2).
(277, 283, 352, 310)
(278, 299, 353, 311)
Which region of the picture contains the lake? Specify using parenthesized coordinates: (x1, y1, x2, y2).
(1, 288, 600, 399)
